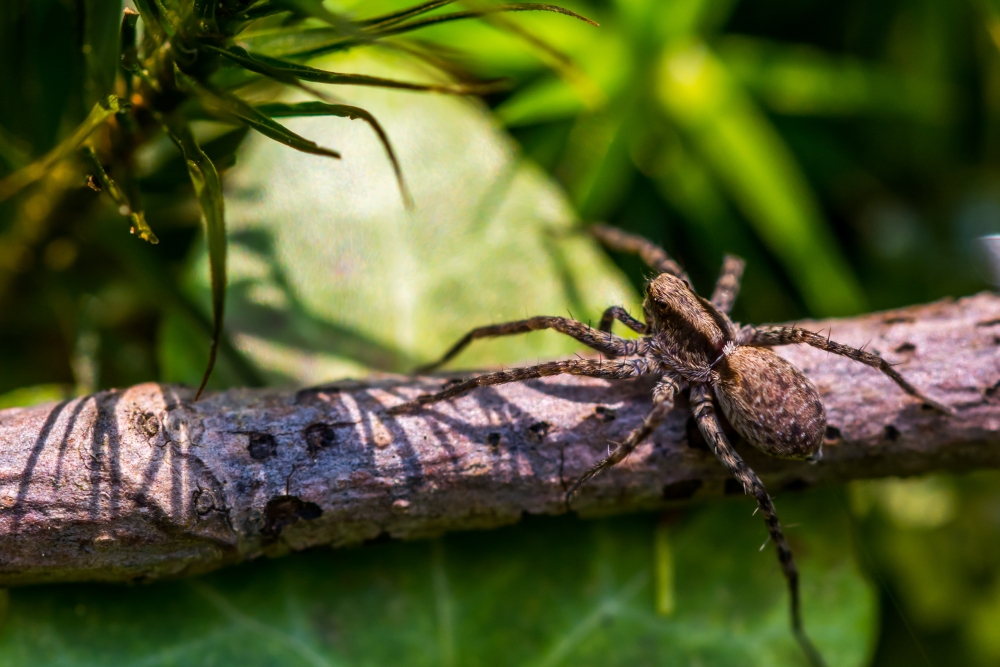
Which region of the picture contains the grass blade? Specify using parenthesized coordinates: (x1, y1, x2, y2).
(208, 44, 503, 94)
(176, 68, 342, 159)
(241, 3, 597, 61)
(82, 145, 159, 243)
(0, 95, 124, 202)
(162, 118, 227, 400)
(256, 101, 411, 208)
(369, 3, 599, 38)
(356, 1, 455, 29)
(272, 0, 354, 33)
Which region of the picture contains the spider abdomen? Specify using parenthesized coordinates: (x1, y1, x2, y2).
(713, 346, 825, 460)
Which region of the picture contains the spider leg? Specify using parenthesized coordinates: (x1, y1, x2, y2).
(388, 358, 645, 415)
(598, 305, 647, 335)
(596, 306, 647, 360)
(710, 254, 746, 315)
(589, 224, 690, 284)
(738, 325, 951, 413)
(566, 376, 682, 499)
(416, 316, 644, 374)
(690, 384, 826, 667)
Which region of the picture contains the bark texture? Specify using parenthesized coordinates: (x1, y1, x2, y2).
(2, 293, 999, 586)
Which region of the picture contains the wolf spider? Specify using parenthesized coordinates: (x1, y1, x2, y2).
(388, 225, 949, 665)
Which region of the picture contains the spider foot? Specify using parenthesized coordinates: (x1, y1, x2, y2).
(386, 400, 422, 415)
(918, 394, 953, 416)
(565, 445, 625, 503)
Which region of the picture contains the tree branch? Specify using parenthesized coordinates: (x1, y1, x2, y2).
(1, 293, 999, 586)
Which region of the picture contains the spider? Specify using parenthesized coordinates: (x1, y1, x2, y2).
(388, 225, 949, 665)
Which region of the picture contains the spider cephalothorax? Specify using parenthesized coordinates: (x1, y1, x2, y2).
(642, 271, 828, 461)
(388, 225, 949, 666)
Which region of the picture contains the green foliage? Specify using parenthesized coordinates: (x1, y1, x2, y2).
(0, 491, 874, 667)
(2, 0, 1000, 664)
(0, 0, 593, 396)
(398, 0, 995, 319)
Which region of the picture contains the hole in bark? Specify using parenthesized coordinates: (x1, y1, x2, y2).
(883, 316, 915, 324)
(486, 432, 501, 451)
(248, 433, 277, 460)
(985, 379, 1000, 399)
(304, 423, 339, 455)
(262, 495, 323, 538)
(526, 421, 551, 442)
(192, 488, 216, 516)
(884, 425, 901, 441)
(894, 342, 916, 353)
(724, 478, 745, 495)
(662, 479, 702, 500)
(137, 412, 159, 437)
(824, 426, 842, 442)
(593, 406, 617, 422)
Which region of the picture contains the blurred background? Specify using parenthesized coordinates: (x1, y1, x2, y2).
(1, 0, 1000, 665)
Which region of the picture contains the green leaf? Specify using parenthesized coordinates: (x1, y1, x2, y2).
(272, 0, 355, 33)
(237, 2, 596, 61)
(256, 101, 410, 207)
(208, 44, 502, 95)
(162, 118, 227, 400)
(0, 96, 124, 202)
(356, 0, 455, 29)
(0, 490, 875, 666)
(495, 76, 587, 126)
(175, 68, 342, 160)
(655, 41, 866, 315)
(364, 4, 599, 39)
(132, 0, 169, 44)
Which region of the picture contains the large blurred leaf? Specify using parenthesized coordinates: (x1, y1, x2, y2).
(161, 51, 637, 386)
(0, 490, 875, 666)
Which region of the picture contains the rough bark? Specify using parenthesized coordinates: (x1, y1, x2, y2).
(1, 293, 999, 586)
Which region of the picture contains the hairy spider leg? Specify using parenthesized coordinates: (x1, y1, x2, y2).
(589, 224, 690, 284)
(690, 384, 827, 667)
(566, 376, 682, 499)
(738, 325, 951, 414)
(596, 306, 647, 360)
(598, 305, 647, 335)
(388, 358, 644, 414)
(415, 316, 643, 374)
(710, 254, 746, 315)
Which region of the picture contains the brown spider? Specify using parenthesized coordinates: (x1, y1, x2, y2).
(388, 225, 949, 665)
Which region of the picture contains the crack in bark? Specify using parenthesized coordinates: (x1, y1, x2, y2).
(0, 294, 999, 586)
